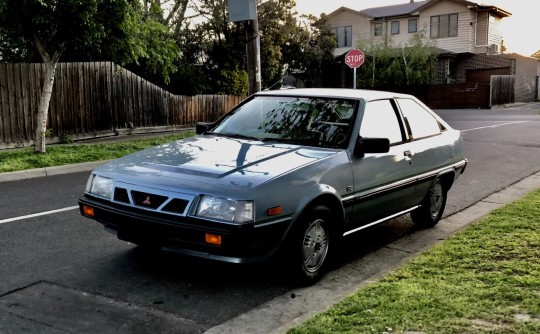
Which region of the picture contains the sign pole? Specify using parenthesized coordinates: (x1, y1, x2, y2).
(345, 49, 364, 90)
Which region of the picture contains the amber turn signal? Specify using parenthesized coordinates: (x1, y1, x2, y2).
(205, 233, 222, 246)
(267, 206, 283, 216)
(83, 205, 95, 217)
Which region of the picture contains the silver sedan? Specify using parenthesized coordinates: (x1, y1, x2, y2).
(79, 88, 467, 284)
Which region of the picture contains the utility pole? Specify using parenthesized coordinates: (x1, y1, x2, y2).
(246, 19, 261, 95)
(228, 0, 261, 95)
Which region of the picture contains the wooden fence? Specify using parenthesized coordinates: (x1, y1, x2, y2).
(0, 62, 245, 148)
(426, 83, 492, 109)
(491, 75, 515, 106)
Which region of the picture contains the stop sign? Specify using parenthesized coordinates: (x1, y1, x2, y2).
(345, 49, 365, 68)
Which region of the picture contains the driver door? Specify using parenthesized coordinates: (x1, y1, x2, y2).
(348, 99, 418, 230)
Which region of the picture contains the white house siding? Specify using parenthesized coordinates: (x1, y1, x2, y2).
(374, 17, 424, 47)
(487, 16, 503, 50)
(330, 10, 371, 57)
(475, 12, 489, 47)
(418, 1, 475, 53)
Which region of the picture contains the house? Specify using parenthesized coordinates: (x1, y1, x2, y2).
(327, 0, 540, 106)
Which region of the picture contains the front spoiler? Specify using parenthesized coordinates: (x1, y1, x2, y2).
(79, 195, 290, 264)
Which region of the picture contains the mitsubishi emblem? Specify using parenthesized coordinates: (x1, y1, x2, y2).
(142, 196, 151, 205)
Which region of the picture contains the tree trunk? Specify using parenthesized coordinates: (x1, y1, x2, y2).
(402, 49, 409, 86)
(33, 33, 62, 154)
(34, 60, 57, 153)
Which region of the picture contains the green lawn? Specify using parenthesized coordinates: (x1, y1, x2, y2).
(0, 132, 194, 173)
(289, 189, 540, 334)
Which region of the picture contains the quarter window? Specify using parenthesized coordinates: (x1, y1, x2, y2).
(335, 26, 352, 47)
(396, 98, 441, 139)
(360, 100, 403, 145)
(430, 14, 458, 38)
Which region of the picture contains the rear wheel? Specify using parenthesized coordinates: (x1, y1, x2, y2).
(287, 205, 334, 285)
(411, 179, 447, 228)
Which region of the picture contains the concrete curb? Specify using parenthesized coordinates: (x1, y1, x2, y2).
(204, 171, 540, 334)
(0, 160, 112, 183)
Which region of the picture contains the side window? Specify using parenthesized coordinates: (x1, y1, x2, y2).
(396, 98, 441, 139)
(374, 22, 383, 37)
(391, 21, 400, 35)
(360, 100, 403, 145)
(335, 26, 352, 47)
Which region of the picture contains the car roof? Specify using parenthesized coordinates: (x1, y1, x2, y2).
(255, 88, 416, 102)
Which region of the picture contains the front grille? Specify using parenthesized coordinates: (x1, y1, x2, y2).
(131, 190, 168, 209)
(106, 183, 195, 218)
(162, 198, 190, 215)
(114, 188, 130, 204)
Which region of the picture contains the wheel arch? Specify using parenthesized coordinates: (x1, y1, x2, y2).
(437, 169, 456, 192)
(304, 193, 345, 234)
(286, 186, 346, 239)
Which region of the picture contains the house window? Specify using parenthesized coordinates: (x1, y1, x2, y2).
(430, 14, 458, 38)
(408, 18, 418, 33)
(335, 26, 352, 47)
(391, 21, 400, 35)
(374, 22, 383, 36)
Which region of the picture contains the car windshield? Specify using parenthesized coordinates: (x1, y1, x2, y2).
(209, 96, 357, 148)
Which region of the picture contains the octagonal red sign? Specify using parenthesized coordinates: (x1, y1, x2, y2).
(345, 49, 365, 68)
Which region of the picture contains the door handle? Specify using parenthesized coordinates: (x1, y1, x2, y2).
(404, 150, 412, 162)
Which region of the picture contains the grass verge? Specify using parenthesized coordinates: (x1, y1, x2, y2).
(289, 189, 540, 334)
(0, 132, 194, 173)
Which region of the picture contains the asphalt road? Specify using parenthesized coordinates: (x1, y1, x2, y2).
(1, 103, 539, 333)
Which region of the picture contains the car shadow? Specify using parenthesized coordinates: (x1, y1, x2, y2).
(73, 215, 421, 327)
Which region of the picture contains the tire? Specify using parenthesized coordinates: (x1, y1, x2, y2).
(411, 179, 447, 228)
(286, 205, 334, 285)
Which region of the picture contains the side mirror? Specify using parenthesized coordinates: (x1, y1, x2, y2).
(354, 137, 390, 157)
(196, 122, 214, 135)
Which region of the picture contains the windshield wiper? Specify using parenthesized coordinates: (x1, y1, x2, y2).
(205, 132, 261, 141)
(261, 137, 315, 145)
(262, 137, 339, 148)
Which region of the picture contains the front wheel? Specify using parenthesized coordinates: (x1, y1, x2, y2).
(286, 205, 334, 285)
(411, 179, 447, 228)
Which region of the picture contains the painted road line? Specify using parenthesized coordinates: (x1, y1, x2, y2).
(0, 206, 79, 225)
(461, 121, 530, 133)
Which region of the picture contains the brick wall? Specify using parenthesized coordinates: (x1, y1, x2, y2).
(455, 54, 513, 83)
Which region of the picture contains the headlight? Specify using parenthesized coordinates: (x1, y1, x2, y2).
(196, 196, 254, 223)
(86, 174, 114, 199)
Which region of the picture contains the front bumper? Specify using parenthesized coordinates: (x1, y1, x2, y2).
(79, 195, 290, 263)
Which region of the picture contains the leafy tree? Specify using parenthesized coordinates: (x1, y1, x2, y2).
(356, 28, 437, 89)
(258, 0, 298, 89)
(0, 0, 179, 153)
(289, 14, 337, 88)
(399, 29, 438, 86)
(192, 0, 248, 94)
(166, 0, 303, 94)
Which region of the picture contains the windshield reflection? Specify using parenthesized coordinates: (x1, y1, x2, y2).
(210, 96, 357, 149)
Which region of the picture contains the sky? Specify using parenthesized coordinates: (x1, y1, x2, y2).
(294, 0, 537, 56)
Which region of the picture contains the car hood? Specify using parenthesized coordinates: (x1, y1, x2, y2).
(95, 135, 338, 195)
